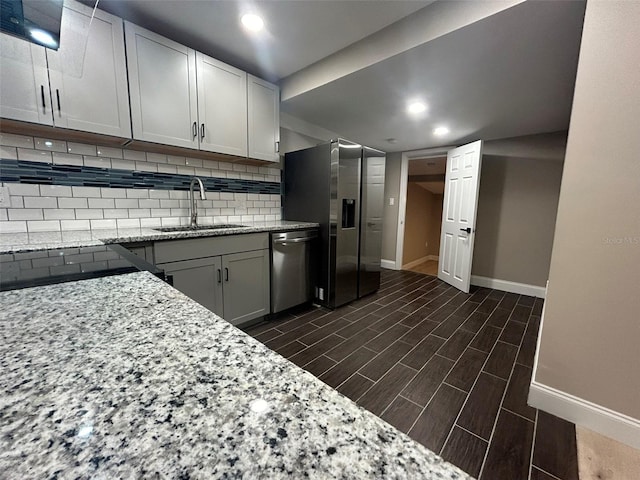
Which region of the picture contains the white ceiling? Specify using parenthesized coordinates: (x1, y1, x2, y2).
(88, 0, 432, 81)
(281, 0, 586, 151)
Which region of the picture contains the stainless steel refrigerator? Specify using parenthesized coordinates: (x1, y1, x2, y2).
(283, 139, 386, 309)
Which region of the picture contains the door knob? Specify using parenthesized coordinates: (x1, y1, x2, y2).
(460, 227, 472, 234)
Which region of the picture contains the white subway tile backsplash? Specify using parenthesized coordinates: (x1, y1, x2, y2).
(160, 199, 180, 209)
(103, 209, 128, 219)
(157, 164, 177, 174)
(123, 150, 146, 161)
(27, 220, 61, 232)
(58, 197, 88, 208)
(167, 155, 186, 165)
(8, 208, 43, 220)
(75, 209, 104, 220)
(1, 145, 18, 160)
(40, 185, 72, 197)
(169, 190, 188, 200)
(140, 217, 161, 228)
(0, 220, 27, 232)
(146, 153, 167, 163)
(90, 219, 117, 230)
(44, 209, 75, 220)
(67, 142, 96, 156)
(100, 187, 127, 198)
(111, 159, 135, 171)
(72, 186, 101, 198)
(2, 131, 283, 233)
(138, 199, 160, 209)
(135, 162, 157, 173)
(83, 156, 111, 169)
(128, 209, 151, 218)
(1, 133, 34, 148)
(148, 190, 170, 199)
(24, 196, 57, 208)
(96, 146, 123, 158)
(8, 184, 39, 196)
(52, 152, 83, 166)
(35, 138, 67, 153)
(115, 198, 138, 208)
(60, 220, 90, 230)
(117, 218, 140, 229)
(88, 198, 115, 209)
(126, 189, 149, 199)
(17, 148, 52, 163)
(185, 157, 203, 167)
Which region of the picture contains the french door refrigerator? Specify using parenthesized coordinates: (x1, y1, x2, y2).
(283, 139, 386, 309)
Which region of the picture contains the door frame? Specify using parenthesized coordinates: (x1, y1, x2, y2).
(395, 146, 457, 271)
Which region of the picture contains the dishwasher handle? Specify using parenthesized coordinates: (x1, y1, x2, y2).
(273, 237, 314, 245)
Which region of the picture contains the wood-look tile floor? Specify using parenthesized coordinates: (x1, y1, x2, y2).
(405, 259, 439, 276)
(244, 269, 579, 480)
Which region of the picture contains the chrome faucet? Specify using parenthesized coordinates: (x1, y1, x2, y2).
(189, 177, 206, 227)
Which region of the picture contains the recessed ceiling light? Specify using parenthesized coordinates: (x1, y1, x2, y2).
(386, 138, 398, 144)
(407, 102, 427, 115)
(433, 126, 450, 136)
(241, 13, 264, 32)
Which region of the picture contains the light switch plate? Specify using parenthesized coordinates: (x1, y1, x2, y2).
(389, 197, 395, 206)
(0, 186, 9, 207)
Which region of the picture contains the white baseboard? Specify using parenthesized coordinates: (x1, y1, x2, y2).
(427, 255, 439, 261)
(401, 256, 430, 269)
(470, 275, 546, 298)
(380, 259, 397, 270)
(528, 381, 640, 450)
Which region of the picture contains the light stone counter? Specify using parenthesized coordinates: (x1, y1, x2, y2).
(0, 272, 472, 479)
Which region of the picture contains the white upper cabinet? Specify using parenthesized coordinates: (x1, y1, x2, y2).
(47, 0, 131, 137)
(196, 53, 248, 157)
(0, 35, 52, 125)
(248, 75, 280, 162)
(125, 21, 198, 149)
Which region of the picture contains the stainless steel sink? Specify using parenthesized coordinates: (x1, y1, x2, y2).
(154, 224, 246, 232)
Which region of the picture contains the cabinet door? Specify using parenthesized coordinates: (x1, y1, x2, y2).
(196, 53, 247, 157)
(46, 0, 131, 137)
(159, 257, 224, 317)
(222, 249, 270, 325)
(125, 22, 198, 149)
(247, 75, 280, 162)
(0, 34, 52, 125)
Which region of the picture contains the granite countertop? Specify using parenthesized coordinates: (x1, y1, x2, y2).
(0, 220, 318, 253)
(0, 272, 472, 479)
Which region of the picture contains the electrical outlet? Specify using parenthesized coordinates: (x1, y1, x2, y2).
(0, 186, 9, 207)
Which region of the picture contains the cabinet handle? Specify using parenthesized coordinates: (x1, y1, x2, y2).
(217, 268, 221, 284)
(275, 141, 280, 153)
(200, 123, 205, 140)
(56, 89, 61, 113)
(192, 121, 197, 139)
(224, 267, 229, 282)
(40, 85, 46, 113)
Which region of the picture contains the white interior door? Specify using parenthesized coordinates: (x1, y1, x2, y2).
(438, 140, 483, 292)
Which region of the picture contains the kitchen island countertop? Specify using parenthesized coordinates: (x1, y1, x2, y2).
(0, 220, 318, 254)
(0, 271, 472, 479)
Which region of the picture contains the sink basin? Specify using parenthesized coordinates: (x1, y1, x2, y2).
(154, 224, 246, 232)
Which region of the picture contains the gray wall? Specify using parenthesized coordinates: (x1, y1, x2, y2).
(381, 132, 566, 286)
(472, 132, 566, 286)
(535, 0, 640, 430)
(381, 152, 402, 261)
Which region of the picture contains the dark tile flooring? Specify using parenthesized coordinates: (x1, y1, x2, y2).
(244, 269, 579, 480)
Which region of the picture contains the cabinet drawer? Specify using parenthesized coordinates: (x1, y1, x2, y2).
(154, 233, 269, 263)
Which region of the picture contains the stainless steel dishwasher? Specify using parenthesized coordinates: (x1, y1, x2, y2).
(270, 229, 317, 314)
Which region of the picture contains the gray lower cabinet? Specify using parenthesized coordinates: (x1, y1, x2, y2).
(160, 256, 224, 317)
(153, 233, 270, 326)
